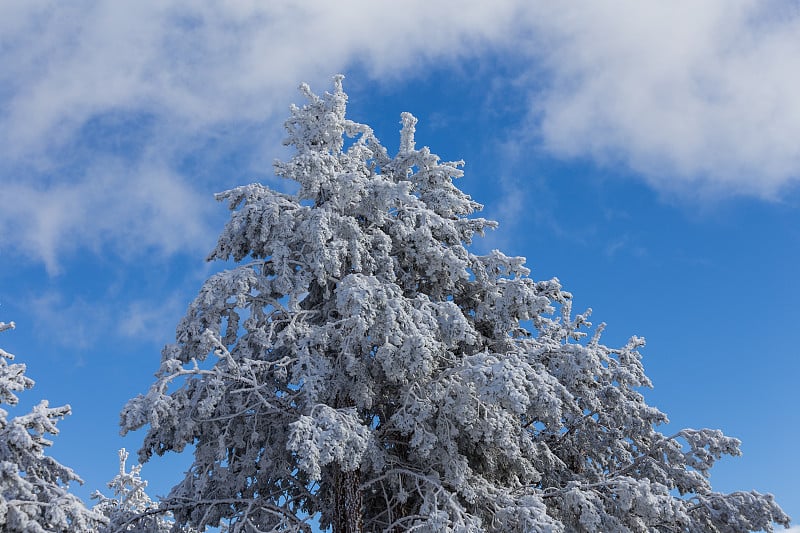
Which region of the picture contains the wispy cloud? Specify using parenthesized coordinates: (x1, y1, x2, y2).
(0, 158, 213, 274)
(26, 292, 101, 353)
(117, 295, 186, 340)
(25, 286, 189, 355)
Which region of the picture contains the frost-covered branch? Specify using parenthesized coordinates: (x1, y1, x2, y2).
(0, 320, 106, 532)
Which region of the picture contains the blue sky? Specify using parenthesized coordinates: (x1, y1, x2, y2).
(1, 0, 799, 527)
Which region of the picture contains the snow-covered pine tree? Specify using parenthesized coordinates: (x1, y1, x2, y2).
(92, 448, 178, 533)
(0, 321, 106, 532)
(121, 77, 790, 533)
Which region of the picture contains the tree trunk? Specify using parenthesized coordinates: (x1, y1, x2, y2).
(332, 466, 363, 533)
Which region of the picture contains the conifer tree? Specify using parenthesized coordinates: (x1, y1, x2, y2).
(0, 321, 105, 532)
(92, 448, 178, 533)
(121, 77, 790, 532)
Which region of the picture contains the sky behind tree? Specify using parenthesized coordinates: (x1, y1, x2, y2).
(1, 0, 798, 526)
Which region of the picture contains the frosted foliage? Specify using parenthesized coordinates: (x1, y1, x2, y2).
(0, 321, 105, 532)
(92, 448, 178, 532)
(121, 78, 790, 532)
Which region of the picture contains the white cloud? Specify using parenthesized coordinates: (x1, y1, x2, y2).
(0, 0, 525, 270)
(3, 0, 800, 270)
(0, 0, 523, 161)
(524, 0, 800, 198)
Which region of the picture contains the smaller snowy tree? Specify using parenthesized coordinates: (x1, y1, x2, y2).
(92, 448, 178, 533)
(0, 320, 105, 532)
